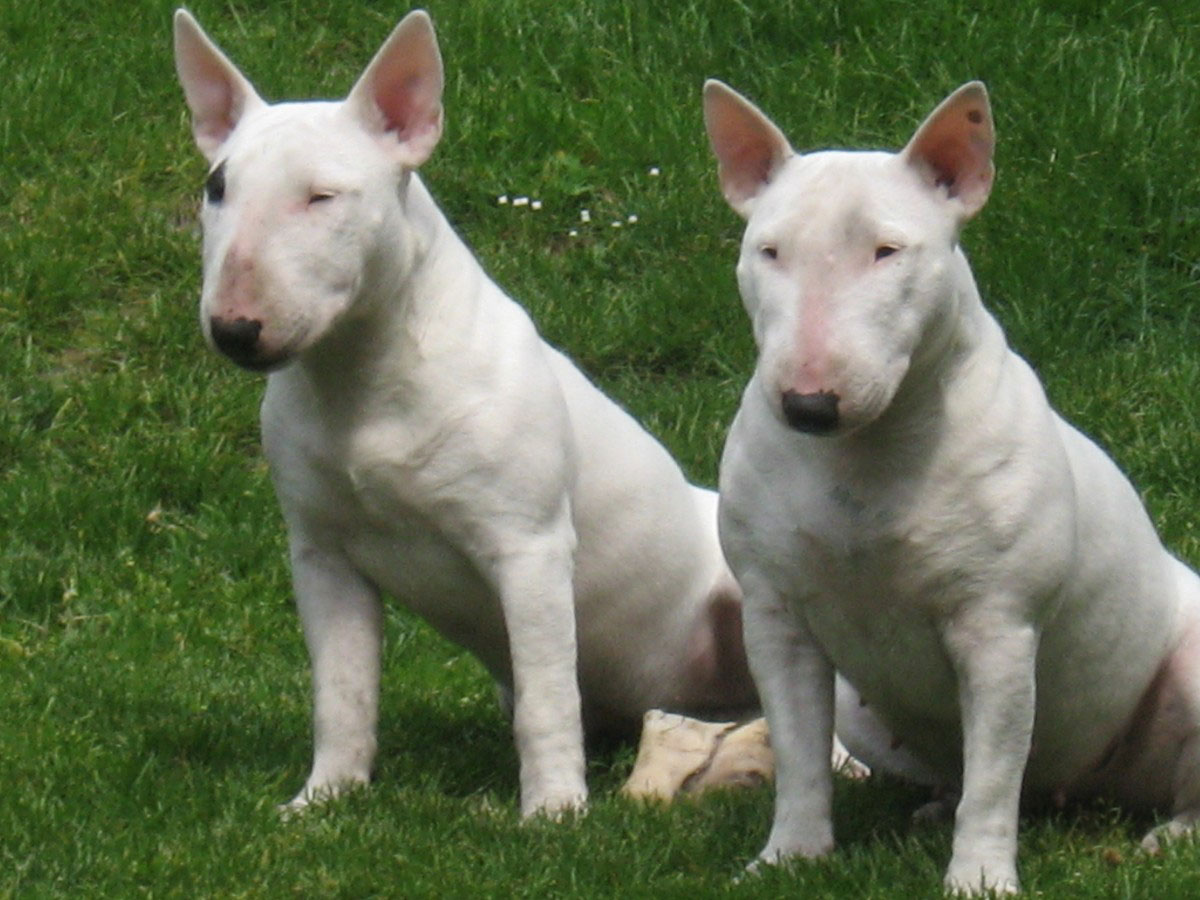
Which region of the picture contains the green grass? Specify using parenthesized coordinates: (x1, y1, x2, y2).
(1, 0, 1198, 895)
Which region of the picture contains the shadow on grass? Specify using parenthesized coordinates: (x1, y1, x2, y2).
(833, 771, 1161, 869)
(376, 696, 520, 801)
(118, 691, 523, 807)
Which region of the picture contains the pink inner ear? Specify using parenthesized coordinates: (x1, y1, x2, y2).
(706, 86, 791, 212)
(923, 134, 979, 192)
(906, 96, 994, 213)
(194, 80, 238, 143)
(347, 15, 444, 167)
(724, 135, 777, 188)
(176, 21, 262, 160)
(374, 72, 434, 140)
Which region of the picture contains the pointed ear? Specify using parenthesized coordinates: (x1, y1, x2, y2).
(344, 10, 444, 169)
(901, 81, 994, 220)
(703, 79, 793, 218)
(173, 8, 265, 162)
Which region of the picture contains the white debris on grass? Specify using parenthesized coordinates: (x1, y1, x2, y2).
(495, 174, 645, 239)
(648, 166, 661, 176)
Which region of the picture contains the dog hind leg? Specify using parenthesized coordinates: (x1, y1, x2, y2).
(1141, 569, 1200, 852)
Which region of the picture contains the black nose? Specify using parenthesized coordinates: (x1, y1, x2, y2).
(209, 315, 263, 365)
(781, 390, 840, 434)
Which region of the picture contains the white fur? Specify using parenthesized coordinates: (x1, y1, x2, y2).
(706, 79, 1200, 893)
(172, 8, 760, 818)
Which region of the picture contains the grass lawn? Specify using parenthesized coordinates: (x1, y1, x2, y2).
(1, 0, 1198, 896)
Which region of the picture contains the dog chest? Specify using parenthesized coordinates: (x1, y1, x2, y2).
(335, 486, 516, 676)
(264, 403, 519, 668)
(801, 546, 962, 717)
(347, 522, 506, 652)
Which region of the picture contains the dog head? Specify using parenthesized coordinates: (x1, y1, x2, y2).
(173, 9, 444, 371)
(704, 81, 994, 436)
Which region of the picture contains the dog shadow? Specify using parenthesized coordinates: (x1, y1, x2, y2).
(832, 772, 1154, 865)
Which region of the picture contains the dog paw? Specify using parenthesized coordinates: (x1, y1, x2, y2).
(1139, 818, 1197, 856)
(520, 788, 588, 822)
(943, 859, 1019, 896)
(739, 851, 783, 880)
(277, 775, 368, 817)
(733, 834, 834, 884)
(736, 844, 825, 883)
(738, 855, 772, 880)
(757, 830, 835, 866)
(832, 736, 872, 780)
(277, 797, 311, 820)
(943, 877, 1019, 897)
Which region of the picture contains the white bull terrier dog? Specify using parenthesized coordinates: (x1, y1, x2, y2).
(704, 78, 1200, 893)
(170, 7, 763, 819)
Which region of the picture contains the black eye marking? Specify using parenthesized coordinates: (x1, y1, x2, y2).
(308, 191, 335, 205)
(205, 161, 226, 204)
(875, 245, 899, 261)
(760, 245, 778, 260)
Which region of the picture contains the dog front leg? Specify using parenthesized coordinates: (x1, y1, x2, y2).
(942, 609, 1038, 895)
(742, 574, 836, 866)
(495, 539, 588, 819)
(284, 541, 383, 811)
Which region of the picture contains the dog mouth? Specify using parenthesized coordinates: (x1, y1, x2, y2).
(216, 339, 300, 373)
(780, 389, 841, 435)
(226, 351, 294, 373)
(207, 314, 304, 372)
(211, 342, 296, 373)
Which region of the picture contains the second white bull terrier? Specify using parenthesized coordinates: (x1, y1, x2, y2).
(171, 8, 759, 818)
(705, 79, 1200, 893)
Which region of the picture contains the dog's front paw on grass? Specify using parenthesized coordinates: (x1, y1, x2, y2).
(943, 876, 1020, 897)
(520, 789, 588, 822)
(734, 837, 834, 884)
(943, 859, 1020, 896)
(277, 777, 370, 819)
(750, 835, 835, 871)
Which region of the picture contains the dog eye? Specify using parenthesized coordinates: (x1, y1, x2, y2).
(204, 162, 226, 204)
(760, 245, 779, 260)
(308, 191, 336, 205)
(874, 244, 900, 261)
